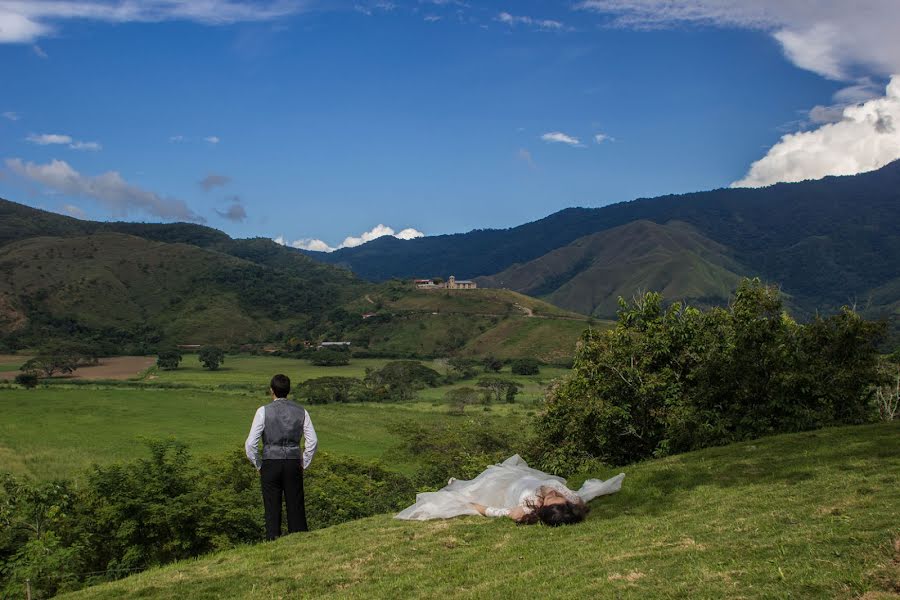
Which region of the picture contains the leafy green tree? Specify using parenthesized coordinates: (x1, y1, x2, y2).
(198, 346, 225, 371)
(532, 279, 886, 474)
(156, 349, 182, 371)
(448, 357, 479, 380)
(310, 349, 350, 366)
(445, 386, 480, 415)
(476, 377, 522, 404)
(364, 361, 442, 401)
(481, 355, 503, 373)
(14, 373, 38, 388)
(510, 358, 540, 375)
(297, 377, 367, 404)
(21, 355, 78, 378)
(389, 419, 519, 488)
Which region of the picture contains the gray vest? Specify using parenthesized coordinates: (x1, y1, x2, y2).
(262, 399, 306, 460)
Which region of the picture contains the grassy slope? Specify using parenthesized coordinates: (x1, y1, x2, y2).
(63, 422, 900, 599)
(477, 220, 748, 318)
(344, 286, 602, 361)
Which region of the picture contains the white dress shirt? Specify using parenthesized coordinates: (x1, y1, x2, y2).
(244, 399, 318, 470)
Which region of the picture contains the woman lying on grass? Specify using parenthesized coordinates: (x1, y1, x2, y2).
(395, 455, 624, 526)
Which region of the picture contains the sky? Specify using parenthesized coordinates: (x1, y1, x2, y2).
(1, 1, 899, 252)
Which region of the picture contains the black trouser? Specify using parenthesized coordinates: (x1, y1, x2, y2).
(260, 458, 308, 540)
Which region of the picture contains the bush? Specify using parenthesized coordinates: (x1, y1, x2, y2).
(364, 361, 442, 401)
(482, 355, 503, 372)
(198, 346, 225, 370)
(310, 349, 350, 366)
(445, 386, 480, 415)
(14, 373, 38, 388)
(510, 358, 540, 375)
(156, 349, 183, 371)
(389, 418, 519, 488)
(532, 279, 886, 474)
(297, 377, 368, 404)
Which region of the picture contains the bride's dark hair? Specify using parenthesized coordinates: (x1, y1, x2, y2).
(518, 499, 589, 527)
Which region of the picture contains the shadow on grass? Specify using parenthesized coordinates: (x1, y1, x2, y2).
(588, 422, 900, 521)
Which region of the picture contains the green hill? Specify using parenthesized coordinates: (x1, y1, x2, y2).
(62, 422, 900, 599)
(339, 285, 600, 362)
(476, 220, 748, 318)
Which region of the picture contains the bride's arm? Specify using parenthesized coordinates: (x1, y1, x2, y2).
(471, 503, 529, 520)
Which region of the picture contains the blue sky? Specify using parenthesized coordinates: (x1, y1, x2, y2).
(1, 1, 898, 251)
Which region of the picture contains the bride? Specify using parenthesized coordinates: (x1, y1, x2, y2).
(395, 455, 625, 526)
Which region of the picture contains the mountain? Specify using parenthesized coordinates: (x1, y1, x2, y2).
(0, 199, 593, 360)
(308, 161, 900, 324)
(476, 220, 748, 317)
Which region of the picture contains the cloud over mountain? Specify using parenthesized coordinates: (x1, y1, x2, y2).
(5, 158, 203, 222)
(275, 224, 424, 252)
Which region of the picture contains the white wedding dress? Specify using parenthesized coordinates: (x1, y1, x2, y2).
(394, 455, 625, 521)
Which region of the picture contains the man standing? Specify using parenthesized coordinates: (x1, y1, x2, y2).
(245, 374, 318, 540)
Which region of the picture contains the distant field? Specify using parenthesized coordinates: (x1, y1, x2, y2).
(0, 354, 559, 480)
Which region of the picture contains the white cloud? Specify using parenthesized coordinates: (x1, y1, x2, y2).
(274, 224, 425, 253)
(169, 135, 185, 142)
(732, 76, 900, 188)
(5, 157, 204, 222)
(204, 136, 221, 144)
(215, 202, 247, 222)
(26, 133, 72, 145)
(497, 12, 566, 31)
(1, 111, 18, 121)
(517, 148, 536, 169)
(541, 131, 582, 146)
(32, 43, 47, 58)
(0, 1, 309, 44)
(199, 173, 231, 191)
(69, 140, 102, 151)
(61, 203, 85, 218)
(594, 132, 612, 143)
(26, 133, 101, 151)
(575, 1, 900, 81)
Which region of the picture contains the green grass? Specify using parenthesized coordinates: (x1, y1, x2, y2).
(0, 355, 558, 480)
(61, 422, 900, 599)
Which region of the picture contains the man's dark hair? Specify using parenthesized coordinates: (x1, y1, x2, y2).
(270, 374, 291, 398)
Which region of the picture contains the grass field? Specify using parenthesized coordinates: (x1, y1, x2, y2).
(62, 422, 900, 600)
(0, 355, 559, 480)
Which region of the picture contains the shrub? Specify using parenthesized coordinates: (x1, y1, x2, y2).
(532, 279, 886, 474)
(510, 358, 540, 375)
(445, 386, 480, 415)
(310, 349, 350, 366)
(14, 373, 38, 388)
(297, 377, 368, 404)
(156, 349, 183, 371)
(198, 346, 225, 370)
(389, 418, 519, 488)
(482, 355, 503, 372)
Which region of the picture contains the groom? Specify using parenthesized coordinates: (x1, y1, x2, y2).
(244, 374, 318, 540)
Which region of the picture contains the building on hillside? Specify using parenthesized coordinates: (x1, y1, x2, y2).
(413, 276, 477, 290)
(446, 275, 477, 290)
(318, 341, 351, 349)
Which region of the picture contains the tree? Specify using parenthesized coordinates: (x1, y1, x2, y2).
(481, 355, 503, 373)
(21, 355, 78, 378)
(476, 377, 522, 404)
(310, 349, 350, 366)
(156, 349, 183, 371)
(532, 279, 886, 474)
(448, 357, 479, 380)
(198, 346, 225, 371)
(297, 377, 368, 404)
(445, 387, 480, 415)
(510, 358, 540, 375)
(14, 373, 38, 388)
(364, 361, 443, 402)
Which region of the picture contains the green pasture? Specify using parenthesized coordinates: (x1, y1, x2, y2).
(64, 422, 900, 600)
(0, 354, 563, 480)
